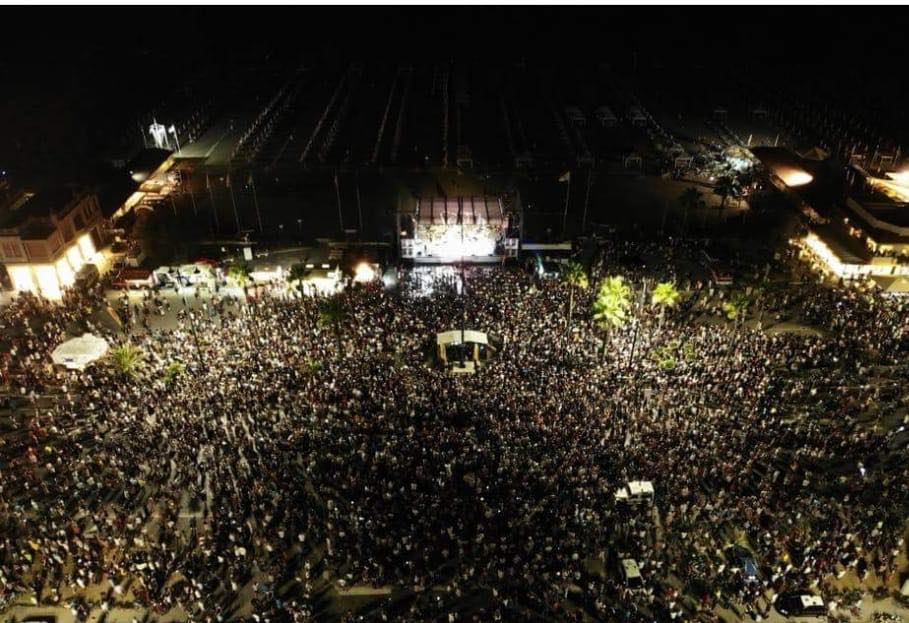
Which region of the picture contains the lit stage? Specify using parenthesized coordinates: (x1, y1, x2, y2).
(399, 196, 518, 263)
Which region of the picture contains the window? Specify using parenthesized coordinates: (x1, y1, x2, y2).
(1, 242, 21, 258)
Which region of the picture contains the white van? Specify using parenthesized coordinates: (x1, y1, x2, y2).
(614, 480, 655, 506)
(620, 559, 644, 588)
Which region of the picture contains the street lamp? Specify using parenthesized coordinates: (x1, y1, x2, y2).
(182, 297, 206, 370)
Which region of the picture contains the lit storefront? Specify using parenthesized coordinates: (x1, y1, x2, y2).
(7, 233, 101, 299)
(795, 231, 909, 280)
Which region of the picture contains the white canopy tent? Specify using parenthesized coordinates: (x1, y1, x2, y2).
(436, 330, 491, 373)
(436, 330, 489, 347)
(51, 333, 109, 370)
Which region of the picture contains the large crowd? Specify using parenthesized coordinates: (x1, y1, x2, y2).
(1, 241, 909, 622)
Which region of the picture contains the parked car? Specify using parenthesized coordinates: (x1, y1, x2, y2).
(725, 545, 759, 583)
(775, 591, 826, 618)
(619, 558, 644, 589)
(614, 480, 655, 506)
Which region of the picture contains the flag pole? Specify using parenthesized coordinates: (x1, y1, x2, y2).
(206, 172, 220, 232)
(582, 167, 593, 233)
(186, 172, 198, 217)
(227, 170, 241, 234)
(355, 168, 363, 241)
(250, 172, 263, 234)
(561, 170, 572, 237)
(334, 170, 345, 233)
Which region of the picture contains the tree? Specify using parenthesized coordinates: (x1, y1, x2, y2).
(714, 176, 737, 212)
(651, 340, 678, 371)
(592, 275, 631, 355)
(721, 292, 749, 322)
(679, 187, 705, 232)
(303, 357, 323, 374)
(163, 361, 186, 386)
(228, 263, 251, 288)
(563, 261, 589, 335)
(287, 263, 310, 298)
(110, 343, 142, 379)
(319, 295, 347, 360)
(651, 281, 681, 328)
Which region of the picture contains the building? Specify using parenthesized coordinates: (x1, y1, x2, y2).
(0, 188, 104, 298)
(767, 154, 909, 282)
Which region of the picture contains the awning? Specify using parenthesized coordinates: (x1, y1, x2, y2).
(437, 329, 489, 346)
(416, 197, 505, 227)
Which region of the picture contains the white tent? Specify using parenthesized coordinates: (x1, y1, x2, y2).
(51, 333, 109, 370)
(436, 330, 489, 347)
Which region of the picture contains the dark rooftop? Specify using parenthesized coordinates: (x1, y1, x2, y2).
(127, 148, 172, 182)
(0, 187, 79, 230)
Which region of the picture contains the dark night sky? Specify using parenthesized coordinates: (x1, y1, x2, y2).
(0, 7, 905, 185)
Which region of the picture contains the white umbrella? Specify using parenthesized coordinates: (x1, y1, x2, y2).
(51, 334, 109, 370)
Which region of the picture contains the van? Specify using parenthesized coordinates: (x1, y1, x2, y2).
(619, 559, 644, 589)
(614, 480, 655, 506)
(775, 592, 826, 618)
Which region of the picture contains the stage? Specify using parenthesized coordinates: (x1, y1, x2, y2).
(398, 196, 519, 264)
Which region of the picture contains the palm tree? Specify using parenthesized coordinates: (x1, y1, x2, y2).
(563, 261, 589, 335)
(228, 262, 251, 288)
(287, 263, 310, 298)
(163, 361, 186, 385)
(679, 187, 705, 232)
(721, 292, 749, 322)
(319, 295, 347, 360)
(592, 275, 631, 356)
(303, 357, 323, 374)
(714, 176, 737, 212)
(228, 263, 252, 301)
(110, 343, 142, 379)
(651, 281, 681, 328)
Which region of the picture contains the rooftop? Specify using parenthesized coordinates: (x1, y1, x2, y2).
(127, 148, 172, 182)
(0, 187, 81, 231)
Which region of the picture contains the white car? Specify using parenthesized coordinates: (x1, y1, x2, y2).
(619, 558, 644, 588)
(614, 480, 655, 505)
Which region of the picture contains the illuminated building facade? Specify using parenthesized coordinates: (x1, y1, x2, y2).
(0, 189, 104, 298)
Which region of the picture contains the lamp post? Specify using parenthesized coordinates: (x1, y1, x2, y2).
(626, 278, 648, 372)
(186, 172, 198, 217)
(459, 202, 467, 367)
(182, 297, 205, 370)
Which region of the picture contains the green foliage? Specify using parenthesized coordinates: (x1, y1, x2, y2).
(592, 275, 631, 330)
(110, 343, 142, 378)
(319, 296, 346, 327)
(721, 292, 749, 321)
(304, 357, 323, 374)
(651, 281, 681, 308)
(682, 340, 696, 363)
(651, 339, 680, 371)
(288, 263, 310, 284)
(679, 187, 706, 211)
(163, 361, 186, 385)
(563, 261, 589, 290)
(319, 295, 347, 360)
(228, 263, 251, 286)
